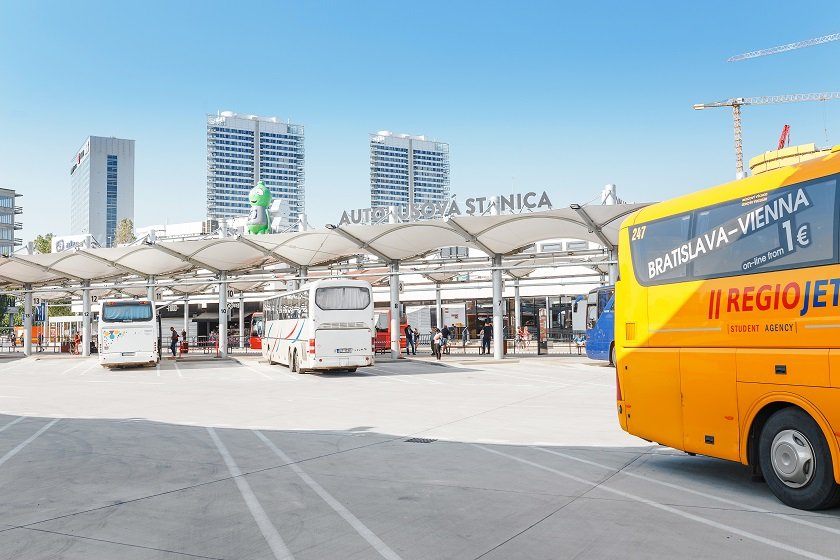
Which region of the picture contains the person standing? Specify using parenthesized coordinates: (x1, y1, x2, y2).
(481, 322, 492, 355)
(37, 332, 44, 352)
(404, 324, 415, 355)
(432, 328, 443, 360)
(441, 324, 450, 355)
(169, 327, 179, 358)
(413, 327, 420, 355)
(461, 325, 468, 352)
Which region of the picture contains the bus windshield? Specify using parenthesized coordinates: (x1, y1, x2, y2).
(315, 286, 371, 310)
(102, 301, 153, 322)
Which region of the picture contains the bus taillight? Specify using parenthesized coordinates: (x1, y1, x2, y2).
(308, 338, 315, 354)
(616, 371, 623, 401)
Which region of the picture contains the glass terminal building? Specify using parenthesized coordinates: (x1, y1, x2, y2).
(206, 112, 305, 227)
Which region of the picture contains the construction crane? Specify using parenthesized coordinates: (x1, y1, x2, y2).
(693, 92, 840, 178)
(728, 33, 840, 62)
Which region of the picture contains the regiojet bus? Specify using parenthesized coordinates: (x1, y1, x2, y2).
(261, 279, 374, 373)
(99, 299, 159, 367)
(616, 147, 840, 510)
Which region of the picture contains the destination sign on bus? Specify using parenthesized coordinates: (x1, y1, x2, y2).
(629, 178, 836, 286)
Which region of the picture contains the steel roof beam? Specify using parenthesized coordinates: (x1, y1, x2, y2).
(145, 241, 221, 274)
(235, 235, 302, 268)
(77, 249, 149, 278)
(570, 205, 613, 248)
(326, 225, 393, 262)
(5, 255, 87, 282)
(444, 218, 496, 255)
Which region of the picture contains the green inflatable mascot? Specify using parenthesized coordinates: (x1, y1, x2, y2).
(247, 181, 272, 235)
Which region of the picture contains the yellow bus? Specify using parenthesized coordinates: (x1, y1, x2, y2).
(616, 146, 840, 510)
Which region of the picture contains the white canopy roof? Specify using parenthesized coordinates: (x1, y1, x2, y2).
(0, 203, 646, 290)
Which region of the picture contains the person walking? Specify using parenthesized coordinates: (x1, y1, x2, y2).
(169, 327, 179, 358)
(432, 328, 443, 360)
(37, 332, 44, 352)
(461, 325, 468, 352)
(481, 322, 492, 355)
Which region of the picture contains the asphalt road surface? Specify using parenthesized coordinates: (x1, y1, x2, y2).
(0, 354, 838, 559)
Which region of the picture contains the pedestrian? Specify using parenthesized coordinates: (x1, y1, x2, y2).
(37, 332, 43, 352)
(73, 332, 81, 355)
(10, 332, 16, 350)
(462, 325, 468, 351)
(432, 328, 443, 360)
(413, 327, 419, 354)
(481, 322, 492, 355)
(441, 324, 450, 355)
(404, 323, 415, 355)
(169, 327, 179, 358)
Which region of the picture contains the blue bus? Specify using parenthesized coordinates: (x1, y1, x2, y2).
(585, 285, 615, 365)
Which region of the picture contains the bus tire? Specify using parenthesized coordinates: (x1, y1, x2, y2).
(346, 368, 357, 373)
(294, 351, 307, 374)
(758, 407, 840, 510)
(609, 344, 616, 367)
(290, 351, 297, 372)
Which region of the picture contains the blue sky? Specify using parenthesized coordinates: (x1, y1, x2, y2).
(1, 0, 839, 243)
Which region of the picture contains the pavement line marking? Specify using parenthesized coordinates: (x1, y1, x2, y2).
(156, 363, 161, 377)
(475, 445, 833, 560)
(535, 447, 840, 537)
(78, 361, 101, 376)
(0, 417, 25, 433)
(207, 428, 294, 560)
(60, 360, 89, 375)
(0, 419, 59, 468)
(254, 430, 403, 560)
(242, 365, 273, 380)
(173, 360, 183, 378)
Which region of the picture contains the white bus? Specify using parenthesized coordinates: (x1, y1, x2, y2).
(261, 279, 374, 373)
(98, 299, 159, 367)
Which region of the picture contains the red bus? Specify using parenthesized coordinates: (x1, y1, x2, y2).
(248, 312, 264, 350)
(374, 309, 406, 352)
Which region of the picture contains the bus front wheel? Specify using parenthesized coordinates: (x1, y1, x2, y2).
(758, 407, 840, 510)
(609, 344, 616, 367)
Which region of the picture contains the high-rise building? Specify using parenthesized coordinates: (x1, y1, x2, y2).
(70, 136, 135, 248)
(0, 188, 22, 256)
(370, 131, 449, 209)
(206, 112, 305, 227)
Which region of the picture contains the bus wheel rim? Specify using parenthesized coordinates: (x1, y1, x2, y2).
(771, 429, 815, 488)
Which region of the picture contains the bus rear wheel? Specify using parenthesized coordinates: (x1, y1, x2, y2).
(294, 351, 307, 374)
(758, 407, 840, 510)
(609, 344, 616, 367)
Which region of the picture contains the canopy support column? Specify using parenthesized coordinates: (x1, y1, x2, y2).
(183, 296, 189, 339)
(435, 284, 442, 328)
(608, 248, 618, 285)
(514, 279, 521, 335)
(82, 281, 91, 357)
(219, 272, 228, 358)
(390, 261, 401, 359)
(238, 292, 245, 348)
(23, 284, 32, 357)
(492, 255, 504, 360)
(147, 276, 155, 303)
(298, 266, 308, 290)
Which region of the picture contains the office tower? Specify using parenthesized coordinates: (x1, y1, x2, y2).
(0, 188, 22, 256)
(370, 131, 450, 209)
(69, 137, 135, 248)
(206, 112, 305, 227)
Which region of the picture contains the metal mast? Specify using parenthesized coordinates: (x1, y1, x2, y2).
(693, 92, 840, 179)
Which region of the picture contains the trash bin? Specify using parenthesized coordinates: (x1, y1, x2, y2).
(180, 341, 189, 354)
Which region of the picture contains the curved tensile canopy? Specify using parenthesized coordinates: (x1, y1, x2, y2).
(0, 203, 647, 290)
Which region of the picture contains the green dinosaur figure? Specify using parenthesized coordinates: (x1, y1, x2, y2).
(246, 181, 272, 235)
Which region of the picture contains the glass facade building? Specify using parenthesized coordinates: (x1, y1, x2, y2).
(206, 112, 305, 227)
(0, 188, 22, 256)
(370, 132, 449, 210)
(70, 137, 135, 248)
